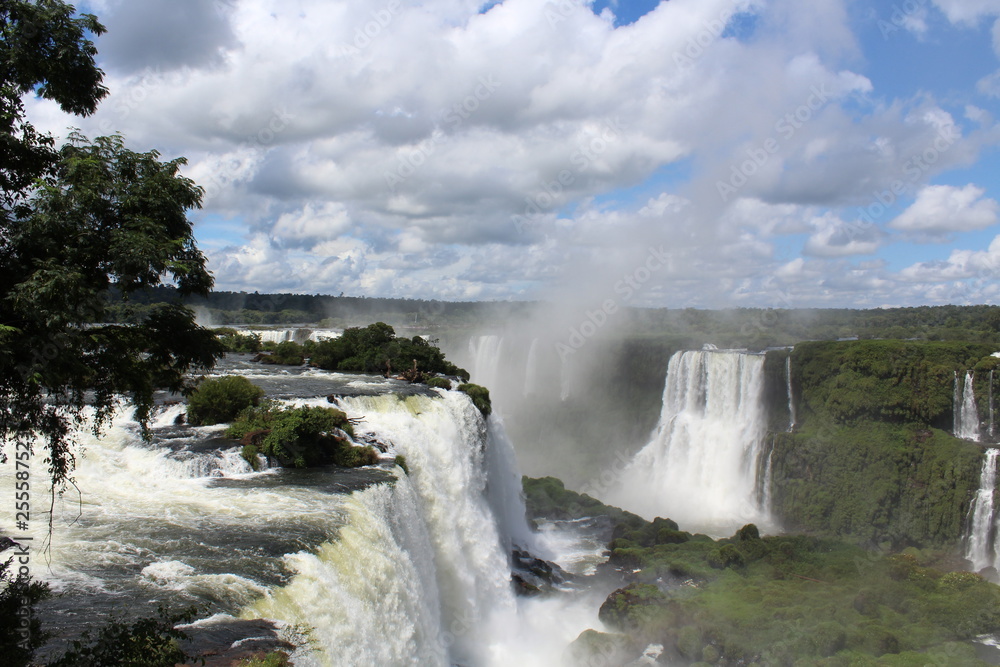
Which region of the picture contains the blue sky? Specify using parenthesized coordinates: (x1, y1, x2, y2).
(29, 0, 1000, 309)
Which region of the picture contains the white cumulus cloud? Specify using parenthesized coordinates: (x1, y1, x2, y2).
(889, 184, 999, 234)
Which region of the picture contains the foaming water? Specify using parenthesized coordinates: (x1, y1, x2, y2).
(5, 406, 369, 649)
(7, 358, 610, 665)
(246, 481, 447, 667)
(334, 392, 518, 665)
(609, 349, 773, 534)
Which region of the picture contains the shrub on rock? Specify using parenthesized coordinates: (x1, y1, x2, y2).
(187, 376, 265, 426)
(227, 403, 376, 470)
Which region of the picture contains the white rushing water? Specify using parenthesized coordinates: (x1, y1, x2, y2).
(4, 354, 610, 666)
(248, 391, 590, 666)
(609, 349, 772, 534)
(523, 337, 539, 398)
(955, 370, 982, 442)
(469, 335, 505, 392)
(786, 355, 796, 432)
(244, 328, 342, 344)
(991, 369, 996, 440)
(966, 449, 1000, 573)
(760, 439, 775, 514)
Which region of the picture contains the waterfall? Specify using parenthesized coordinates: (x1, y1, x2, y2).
(609, 349, 771, 533)
(40, 391, 542, 666)
(468, 335, 504, 391)
(786, 355, 796, 432)
(523, 337, 539, 397)
(322, 392, 522, 665)
(244, 328, 341, 344)
(965, 449, 1000, 573)
(247, 329, 295, 344)
(559, 354, 572, 401)
(247, 480, 450, 666)
(955, 371, 981, 442)
(484, 413, 538, 555)
(991, 370, 995, 440)
(759, 436, 775, 514)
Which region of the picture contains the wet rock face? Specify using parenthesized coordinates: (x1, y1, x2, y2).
(178, 617, 295, 667)
(510, 549, 570, 596)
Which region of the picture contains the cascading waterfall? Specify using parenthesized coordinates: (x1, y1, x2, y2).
(609, 349, 772, 533)
(17, 355, 605, 667)
(965, 449, 1000, 573)
(560, 354, 572, 401)
(469, 335, 504, 391)
(786, 355, 796, 431)
(484, 412, 539, 555)
(955, 371, 981, 442)
(263, 391, 524, 666)
(244, 328, 341, 344)
(523, 337, 539, 397)
(246, 479, 450, 666)
(758, 436, 776, 514)
(991, 370, 995, 440)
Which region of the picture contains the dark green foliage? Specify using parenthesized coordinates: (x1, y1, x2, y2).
(521, 476, 645, 526)
(310, 323, 468, 379)
(598, 583, 669, 630)
(762, 341, 997, 548)
(215, 328, 262, 354)
(790, 340, 996, 428)
(186, 376, 264, 426)
(46, 606, 197, 667)
(0, 0, 108, 196)
(0, 558, 50, 666)
(426, 377, 452, 390)
(596, 520, 1000, 665)
(770, 423, 982, 548)
(707, 543, 746, 569)
(258, 341, 305, 366)
(333, 442, 379, 468)
(227, 404, 374, 469)
(394, 455, 409, 475)
(457, 383, 491, 416)
(0, 2, 223, 485)
(610, 516, 693, 552)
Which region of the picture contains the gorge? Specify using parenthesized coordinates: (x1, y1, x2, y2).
(9, 328, 1000, 665)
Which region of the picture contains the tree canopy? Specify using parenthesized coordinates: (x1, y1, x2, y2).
(0, 0, 223, 485)
(310, 322, 469, 379)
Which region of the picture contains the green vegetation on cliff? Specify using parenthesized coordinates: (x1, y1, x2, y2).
(791, 340, 996, 429)
(109, 287, 1000, 346)
(257, 340, 306, 366)
(522, 475, 643, 526)
(216, 327, 263, 354)
(763, 340, 999, 548)
(457, 383, 492, 417)
(771, 423, 982, 548)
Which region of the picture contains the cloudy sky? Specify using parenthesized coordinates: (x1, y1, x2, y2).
(27, 0, 1000, 308)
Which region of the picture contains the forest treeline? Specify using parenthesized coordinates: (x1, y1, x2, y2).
(106, 286, 1000, 345)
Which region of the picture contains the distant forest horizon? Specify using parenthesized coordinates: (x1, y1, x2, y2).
(105, 286, 1000, 350)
